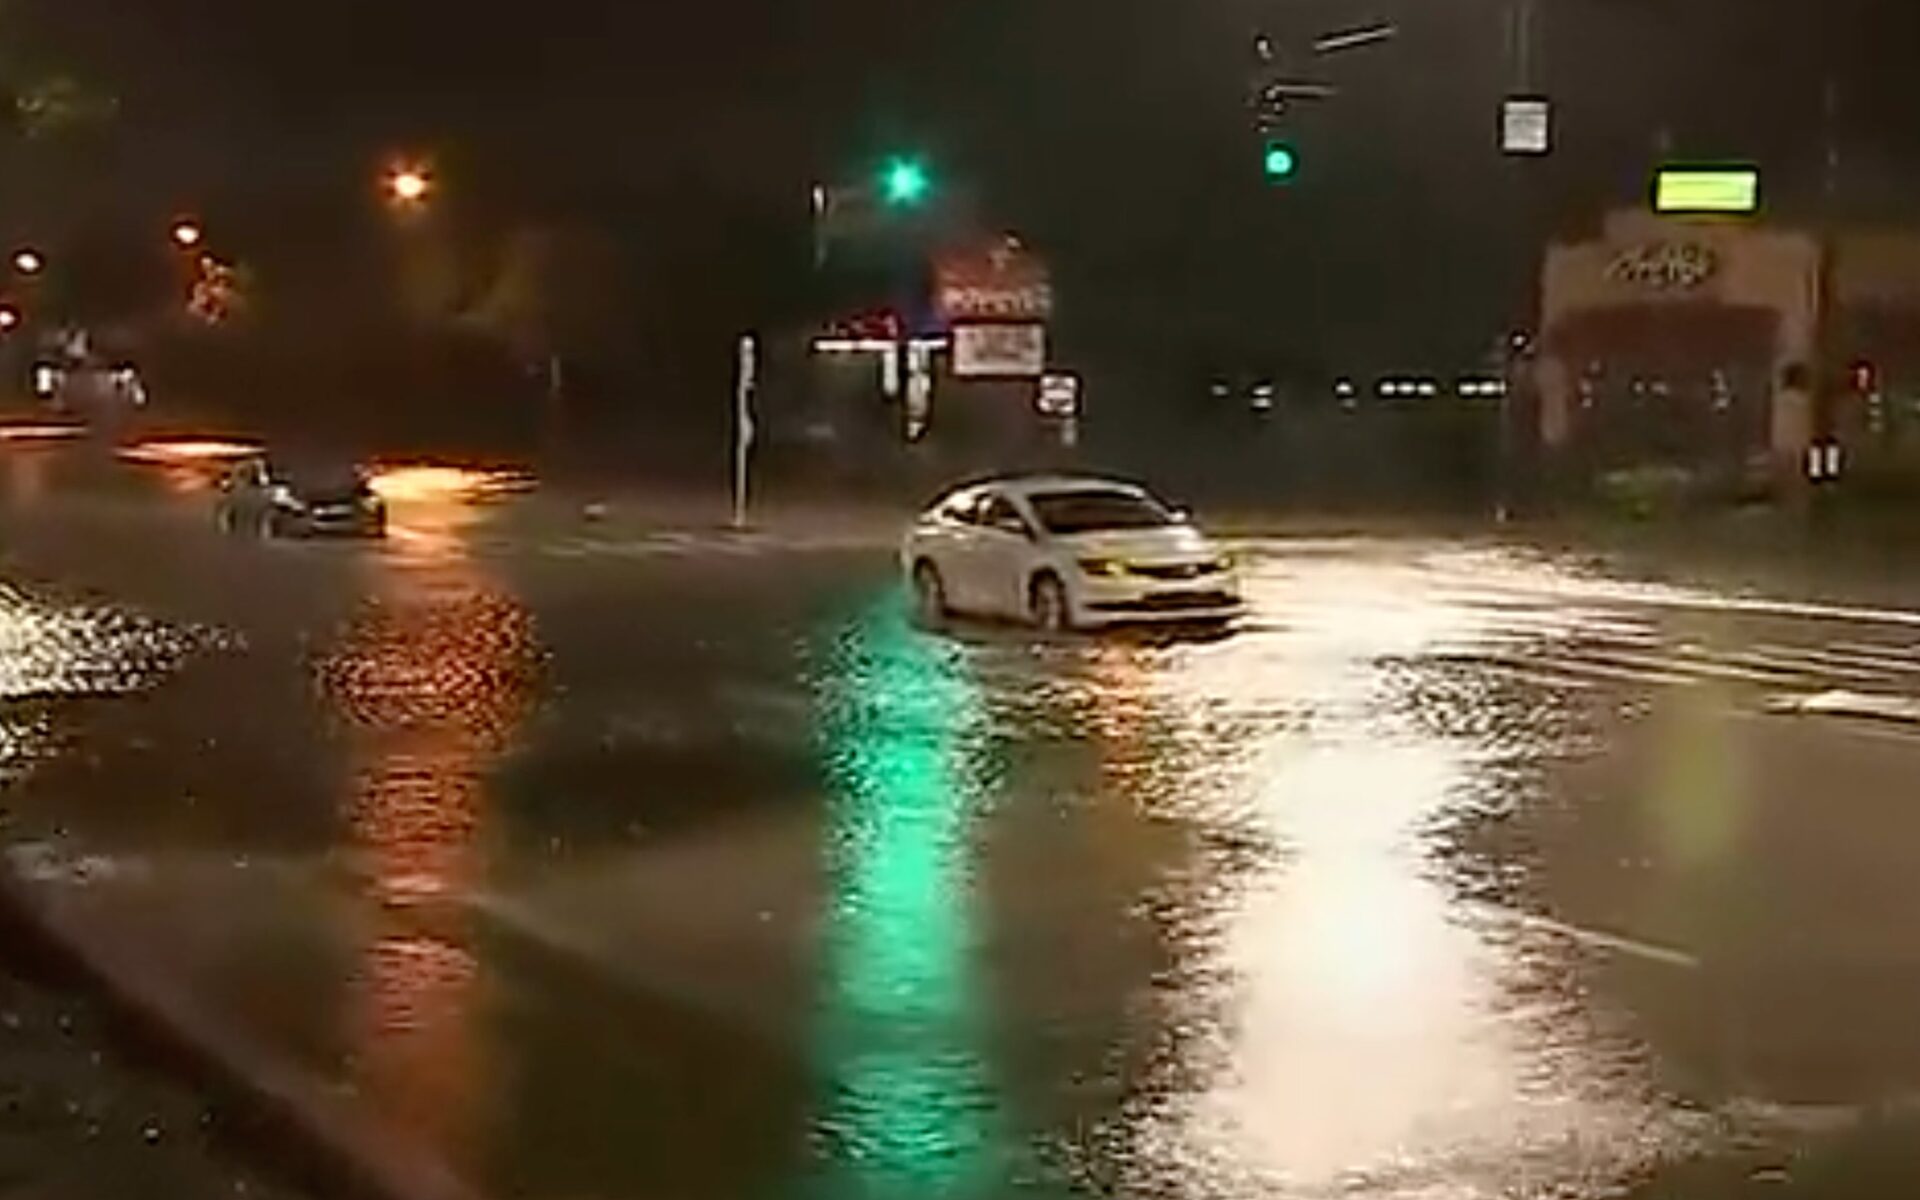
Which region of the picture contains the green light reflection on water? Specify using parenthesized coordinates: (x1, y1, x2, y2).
(804, 598, 1001, 1199)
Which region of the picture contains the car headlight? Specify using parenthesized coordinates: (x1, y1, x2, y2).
(269, 484, 302, 509)
(1076, 557, 1129, 579)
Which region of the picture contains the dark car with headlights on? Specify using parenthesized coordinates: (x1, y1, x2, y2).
(216, 457, 386, 538)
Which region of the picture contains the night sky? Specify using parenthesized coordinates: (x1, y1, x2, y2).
(13, 1, 1920, 410)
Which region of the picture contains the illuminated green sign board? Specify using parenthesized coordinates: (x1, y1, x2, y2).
(1655, 168, 1760, 214)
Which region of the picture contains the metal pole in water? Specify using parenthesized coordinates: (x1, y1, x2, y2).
(733, 333, 758, 530)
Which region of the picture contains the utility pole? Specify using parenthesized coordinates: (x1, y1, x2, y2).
(1810, 75, 1842, 490)
(1511, 0, 1537, 97)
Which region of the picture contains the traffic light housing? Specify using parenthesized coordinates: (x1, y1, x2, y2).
(1263, 140, 1298, 183)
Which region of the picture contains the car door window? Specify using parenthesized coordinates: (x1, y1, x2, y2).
(940, 491, 981, 526)
(979, 495, 1030, 539)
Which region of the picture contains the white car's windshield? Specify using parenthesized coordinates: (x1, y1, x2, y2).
(1028, 490, 1175, 534)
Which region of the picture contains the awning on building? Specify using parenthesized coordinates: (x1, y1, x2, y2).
(1546, 302, 1779, 371)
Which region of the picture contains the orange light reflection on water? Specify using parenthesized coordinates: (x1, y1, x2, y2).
(321, 463, 537, 1152)
(116, 437, 262, 465)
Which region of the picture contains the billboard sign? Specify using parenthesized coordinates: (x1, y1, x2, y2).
(1655, 167, 1760, 214)
(953, 324, 1045, 378)
(935, 238, 1054, 323)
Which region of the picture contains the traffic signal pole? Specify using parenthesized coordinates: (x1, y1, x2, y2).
(1499, 0, 1547, 519)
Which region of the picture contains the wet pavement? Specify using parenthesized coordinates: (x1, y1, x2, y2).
(5, 444, 1920, 1197)
(0, 957, 317, 1200)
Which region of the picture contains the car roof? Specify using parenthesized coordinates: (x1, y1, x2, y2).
(948, 473, 1150, 501)
(267, 455, 363, 474)
(263, 459, 369, 487)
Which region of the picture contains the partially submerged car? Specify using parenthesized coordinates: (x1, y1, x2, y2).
(217, 456, 386, 538)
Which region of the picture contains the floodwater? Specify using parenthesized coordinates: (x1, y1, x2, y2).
(5, 449, 1920, 1198)
(803, 557, 1697, 1200)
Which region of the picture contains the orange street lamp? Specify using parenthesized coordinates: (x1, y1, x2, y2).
(171, 219, 204, 249)
(384, 163, 433, 207)
(12, 249, 44, 276)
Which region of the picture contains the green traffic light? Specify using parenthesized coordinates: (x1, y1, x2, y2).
(1263, 141, 1297, 181)
(881, 157, 931, 206)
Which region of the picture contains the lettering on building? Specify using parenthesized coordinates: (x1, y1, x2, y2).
(1606, 242, 1718, 291)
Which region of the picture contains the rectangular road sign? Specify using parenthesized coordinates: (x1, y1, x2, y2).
(953, 324, 1045, 378)
(1037, 371, 1080, 416)
(1501, 97, 1550, 154)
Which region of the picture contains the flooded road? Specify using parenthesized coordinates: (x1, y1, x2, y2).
(5, 447, 1920, 1197)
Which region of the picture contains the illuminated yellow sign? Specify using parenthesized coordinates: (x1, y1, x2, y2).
(1655, 168, 1760, 214)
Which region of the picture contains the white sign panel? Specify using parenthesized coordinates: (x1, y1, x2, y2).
(1501, 97, 1550, 155)
(953, 324, 1046, 378)
(905, 341, 934, 441)
(939, 282, 1055, 321)
(1037, 371, 1080, 416)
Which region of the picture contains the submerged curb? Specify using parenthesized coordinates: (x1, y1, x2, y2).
(0, 869, 487, 1200)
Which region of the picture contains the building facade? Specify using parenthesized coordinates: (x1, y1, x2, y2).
(1536, 209, 1920, 491)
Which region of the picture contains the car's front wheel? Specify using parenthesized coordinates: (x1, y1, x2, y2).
(911, 561, 949, 628)
(1029, 573, 1073, 633)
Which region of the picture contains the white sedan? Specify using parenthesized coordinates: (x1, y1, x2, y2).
(902, 475, 1242, 631)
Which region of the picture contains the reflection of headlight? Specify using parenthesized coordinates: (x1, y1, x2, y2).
(269, 484, 302, 509)
(1076, 557, 1128, 578)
